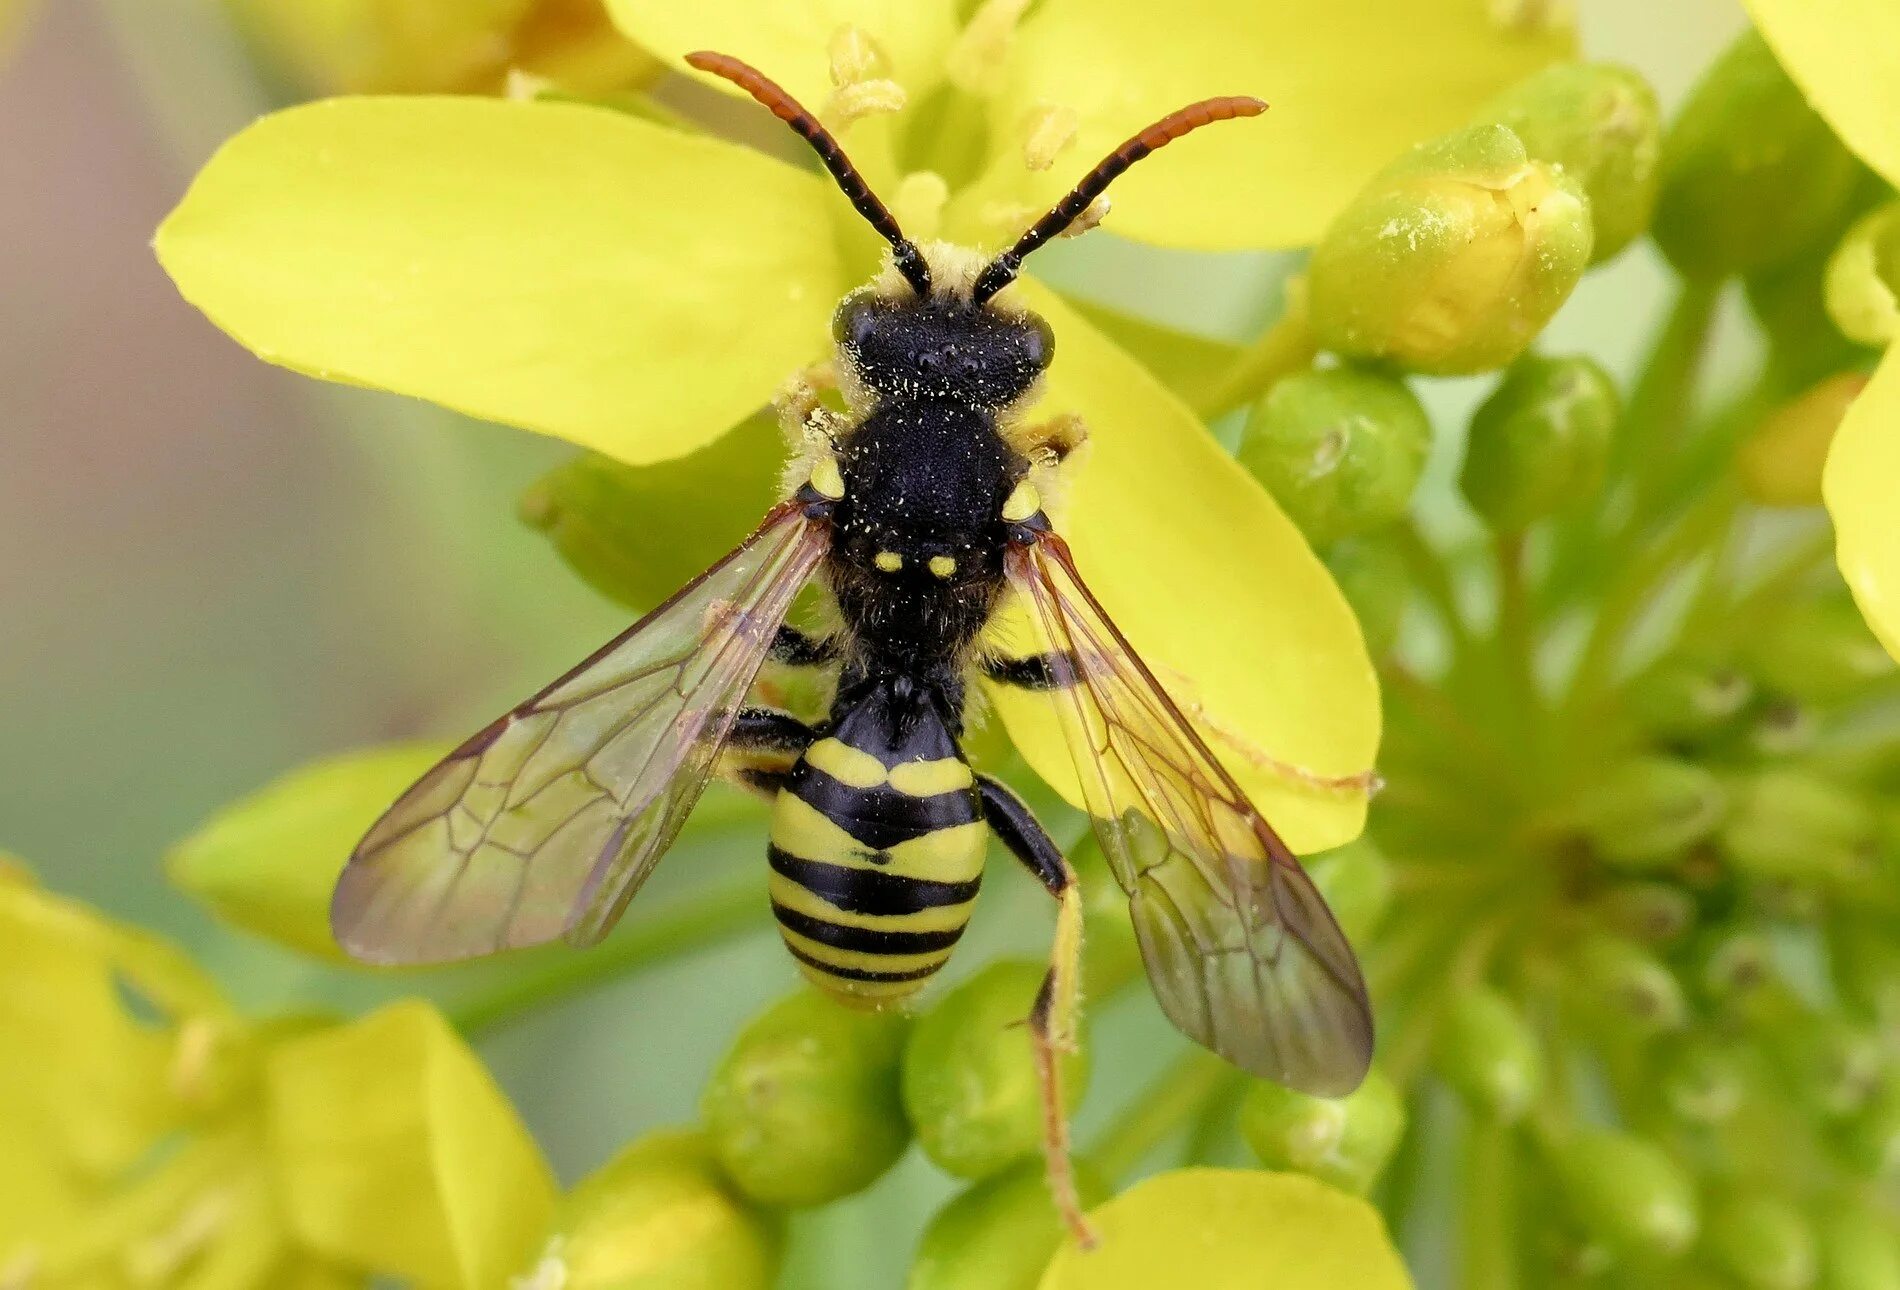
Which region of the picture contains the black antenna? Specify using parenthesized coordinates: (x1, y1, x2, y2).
(972, 96, 1267, 304)
(688, 51, 931, 297)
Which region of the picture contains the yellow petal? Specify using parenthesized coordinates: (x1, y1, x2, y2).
(266, 1000, 556, 1288)
(991, 286, 1379, 853)
(1039, 1168, 1412, 1289)
(1823, 351, 1900, 660)
(168, 743, 449, 962)
(1744, 0, 1900, 187)
(156, 97, 847, 466)
(604, 0, 962, 110)
(982, 0, 1573, 249)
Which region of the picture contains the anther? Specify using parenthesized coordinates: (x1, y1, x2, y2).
(1022, 104, 1079, 172)
(828, 25, 888, 86)
(825, 79, 907, 129)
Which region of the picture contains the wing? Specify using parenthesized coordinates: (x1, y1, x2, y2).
(1004, 531, 1373, 1095)
(332, 502, 828, 965)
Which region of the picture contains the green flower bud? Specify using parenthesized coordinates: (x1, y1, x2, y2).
(1570, 932, 1687, 1034)
(1703, 1194, 1818, 1290)
(1236, 367, 1431, 546)
(1238, 1066, 1404, 1194)
(539, 1128, 782, 1290)
(1737, 374, 1870, 509)
(1837, 929, 1900, 1029)
(1744, 699, 1819, 760)
(1431, 986, 1543, 1121)
(519, 413, 780, 612)
(1771, 1016, 1883, 1118)
(1591, 881, 1697, 945)
(1547, 1128, 1698, 1258)
(701, 988, 911, 1207)
(1749, 595, 1895, 706)
(1694, 928, 1777, 1004)
(1304, 837, 1395, 944)
(1572, 756, 1728, 870)
(1838, 1080, 1900, 1179)
(1720, 769, 1877, 886)
(907, 1159, 1109, 1290)
(1309, 124, 1593, 375)
(1323, 530, 1410, 659)
(1627, 660, 1753, 741)
(1818, 1201, 1900, 1290)
(902, 960, 1089, 1181)
(1477, 62, 1662, 263)
(1825, 200, 1900, 346)
(1653, 30, 1864, 279)
(1461, 353, 1619, 530)
(1658, 1036, 1746, 1124)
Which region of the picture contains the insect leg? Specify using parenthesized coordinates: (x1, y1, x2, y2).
(723, 707, 818, 796)
(978, 774, 1096, 1249)
(769, 626, 840, 668)
(981, 652, 1079, 691)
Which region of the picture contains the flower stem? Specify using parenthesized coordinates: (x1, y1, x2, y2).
(1614, 278, 1722, 495)
(446, 876, 769, 1035)
(1462, 1119, 1520, 1290)
(1190, 288, 1318, 422)
(1084, 1049, 1235, 1182)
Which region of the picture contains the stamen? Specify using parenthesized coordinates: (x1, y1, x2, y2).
(945, 0, 1033, 95)
(893, 171, 950, 240)
(828, 25, 888, 86)
(1022, 104, 1079, 172)
(824, 79, 908, 129)
(1062, 194, 1111, 238)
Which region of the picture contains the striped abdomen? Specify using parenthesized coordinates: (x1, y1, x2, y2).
(768, 723, 985, 1007)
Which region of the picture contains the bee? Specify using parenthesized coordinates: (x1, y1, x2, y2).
(332, 50, 1372, 1239)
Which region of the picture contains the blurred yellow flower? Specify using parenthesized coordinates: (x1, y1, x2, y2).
(1744, 0, 1900, 658)
(156, 0, 1569, 852)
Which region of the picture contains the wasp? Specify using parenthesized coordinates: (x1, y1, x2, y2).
(332, 50, 1373, 1241)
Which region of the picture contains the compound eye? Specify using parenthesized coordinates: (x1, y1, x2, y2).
(1021, 311, 1056, 370)
(831, 290, 881, 349)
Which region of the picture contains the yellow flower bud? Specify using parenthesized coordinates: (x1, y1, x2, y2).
(536, 1128, 782, 1290)
(1309, 124, 1592, 375)
(1826, 201, 1900, 346)
(1737, 373, 1869, 508)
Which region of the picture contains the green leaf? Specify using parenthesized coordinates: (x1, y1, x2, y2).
(1038, 1168, 1412, 1289)
(156, 96, 850, 466)
(168, 743, 447, 962)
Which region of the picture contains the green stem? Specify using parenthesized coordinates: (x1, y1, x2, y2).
(1463, 1119, 1520, 1290)
(1189, 290, 1319, 422)
(446, 876, 770, 1034)
(1615, 279, 1723, 496)
(1085, 1050, 1235, 1182)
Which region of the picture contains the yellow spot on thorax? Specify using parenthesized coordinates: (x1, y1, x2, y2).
(1002, 479, 1041, 522)
(875, 550, 904, 573)
(928, 554, 957, 579)
(808, 454, 845, 500)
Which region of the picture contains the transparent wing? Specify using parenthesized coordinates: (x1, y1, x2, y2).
(1005, 532, 1373, 1095)
(332, 502, 827, 965)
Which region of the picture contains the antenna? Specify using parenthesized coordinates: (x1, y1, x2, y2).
(687, 51, 931, 296)
(972, 96, 1267, 304)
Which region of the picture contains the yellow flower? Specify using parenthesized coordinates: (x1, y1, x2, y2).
(155, 0, 1569, 851)
(1742, 1, 1900, 659)
(0, 871, 554, 1289)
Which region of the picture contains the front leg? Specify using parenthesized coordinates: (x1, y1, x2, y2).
(981, 650, 1079, 691)
(978, 773, 1095, 1249)
(771, 625, 841, 669)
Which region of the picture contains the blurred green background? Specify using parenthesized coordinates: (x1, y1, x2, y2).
(0, 0, 1750, 1282)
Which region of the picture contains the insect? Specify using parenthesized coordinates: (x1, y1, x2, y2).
(331, 50, 1373, 1240)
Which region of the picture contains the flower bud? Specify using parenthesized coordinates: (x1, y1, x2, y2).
(1720, 769, 1877, 886)
(1627, 660, 1752, 741)
(1653, 31, 1864, 279)
(902, 960, 1089, 1181)
(1431, 986, 1543, 1121)
(1236, 367, 1431, 546)
(1323, 531, 1410, 659)
(1309, 124, 1593, 375)
(1658, 1036, 1746, 1124)
(1546, 1128, 1698, 1258)
(1736, 374, 1870, 508)
(1477, 62, 1662, 263)
(1461, 353, 1619, 530)
(1572, 756, 1727, 870)
(1591, 882, 1697, 945)
(1825, 200, 1900, 346)
(1237, 1066, 1404, 1194)
(1837, 1080, 1900, 1179)
(1836, 929, 1900, 1029)
(1693, 927, 1777, 1005)
(1703, 1194, 1818, 1290)
(701, 988, 911, 1207)
(1748, 595, 1894, 705)
(519, 417, 780, 612)
(1304, 837, 1395, 944)
(907, 1159, 1109, 1290)
(1744, 699, 1819, 760)
(1771, 1015, 1883, 1118)
(538, 1128, 783, 1290)
(1818, 1200, 1900, 1290)
(1569, 933, 1687, 1034)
